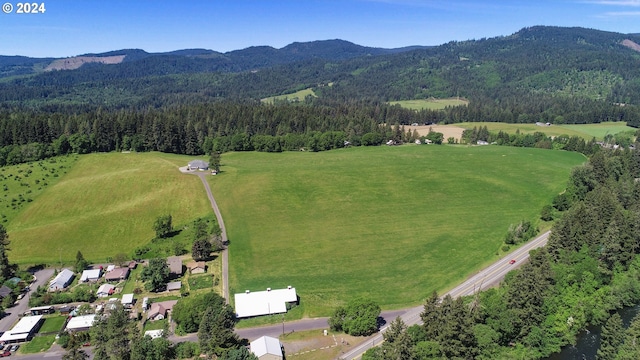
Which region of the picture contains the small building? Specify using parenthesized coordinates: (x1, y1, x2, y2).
(80, 269, 102, 282)
(65, 314, 96, 332)
(58, 306, 73, 316)
(187, 261, 206, 274)
(234, 286, 298, 318)
(144, 329, 164, 339)
(128, 261, 138, 269)
(167, 256, 183, 277)
(28, 305, 55, 316)
(476, 140, 489, 145)
(166, 281, 182, 292)
(0, 285, 12, 299)
(0, 315, 43, 343)
(121, 293, 134, 308)
(106, 265, 116, 272)
(48, 269, 75, 292)
(250, 335, 283, 360)
(105, 267, 130, 282)
(187, 160, 209, 171)
(97, 283, 116, 298)
(147, 300, 178, 321)
(142, 297, 149, 311)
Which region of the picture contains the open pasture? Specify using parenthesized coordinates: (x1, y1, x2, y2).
(261, 88, 317, 104)
(388, 97, 469, 110)
(210, 145, 585, 316)
(458, 121, 636, 140)
(6, 152, 212, 265)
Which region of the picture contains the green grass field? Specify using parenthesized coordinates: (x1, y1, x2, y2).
(458, 121, 636, 140)
(5, 152, 212, 265)
(210, 145, 585, 316)
(39, 315, 67, 333)
(389, 98, 469, 110)
(261, 88, 317, 104)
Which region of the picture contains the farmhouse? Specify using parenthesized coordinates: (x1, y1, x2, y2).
(0, 315, 43, 343)
(234, 286, 297, 318)
(147, 300, 178, 321)
(105, 267, 130, 282)
(80, 268, 102, 282)
(250, 335, 283, 360)
(167, 256, 183, 276)
(96, 283, 116, 298)
(65, 314, 97, 332)
(187, 160, 209, 171)
(187, 261, 206, 274)
(48, 269, 75, 292)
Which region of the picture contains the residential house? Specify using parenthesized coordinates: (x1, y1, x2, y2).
(250, 336, 283, 360)
(48, 269, 75, 292)
(187, 160, 209, 171)
(65, 314, 96, 332)
(96, 284, 116, 298)
(147, 300, 178, 321)
(80, 269, 102, 282)
(121, 293, 134, 308)
(187, 261, 206, 274)
(104, 267, 130, 282)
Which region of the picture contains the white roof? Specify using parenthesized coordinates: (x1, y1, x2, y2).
(144, 329, 164, 339)
(121, 293, 134, 305)
(250, 336, 282, 358)
(234, 287, 297, 318)
(106, 265, 115, 272)
(80, 269, 101, 281)
(65, 314, 96, 331)
(97, 283, 115, 294)
(49, 269, 74, 287)
(0, 315, 43, 341)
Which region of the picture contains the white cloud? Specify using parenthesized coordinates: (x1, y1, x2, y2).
(583, 0, 640, 6)
(601, 10, 640, 16)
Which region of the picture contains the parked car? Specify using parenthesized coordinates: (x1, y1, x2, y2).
(9, 344, 18, 352)
(0, 350, 10, 357)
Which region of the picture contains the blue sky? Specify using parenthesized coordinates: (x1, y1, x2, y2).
(1, 0, 639, 57)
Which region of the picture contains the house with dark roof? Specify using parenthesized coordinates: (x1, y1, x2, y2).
(187, 261, 206, 274)
(147, 300, 178, 321)
(48, 269, 75, 292)
(104, 267, 130, 282)
(187, 160, 209, 171)
(0, 285, 12, 299)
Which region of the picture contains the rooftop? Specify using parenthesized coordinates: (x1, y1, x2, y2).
(234, 286, 297, 318)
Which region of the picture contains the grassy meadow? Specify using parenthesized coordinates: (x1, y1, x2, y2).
(210, 145, 585, 316)
(261, 88, 317, 103)
(5, 152, 212, 265)
(388, 98, 469, 110)
(458, 121, 636, 140)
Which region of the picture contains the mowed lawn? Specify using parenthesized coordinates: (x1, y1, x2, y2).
(458, 121, 636, 140)
(7, 152, 212, 264)
(211, 145, 585, 316)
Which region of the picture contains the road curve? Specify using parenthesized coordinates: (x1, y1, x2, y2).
(338, 230, 551, 360)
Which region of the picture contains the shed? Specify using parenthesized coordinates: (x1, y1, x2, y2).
(29, 305, 54, 315)
(167, 256, 183, 276)
(0, 285, 12, 299)
(121, 293, 134, 307)
(166, 281, 182, 292)
(48, 269, 75, 292)
(250, 336, 283, 360)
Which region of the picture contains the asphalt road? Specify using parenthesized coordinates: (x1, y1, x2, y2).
(0, 268, 54, 333)
(338, 230, 551, 360)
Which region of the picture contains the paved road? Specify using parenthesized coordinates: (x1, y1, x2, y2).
(339, 230, 551, 360)
(0, 268, 54, 333)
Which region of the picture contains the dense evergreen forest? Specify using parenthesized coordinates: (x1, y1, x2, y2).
(0, 27, 639, 166)
(362, 148, 640, 359)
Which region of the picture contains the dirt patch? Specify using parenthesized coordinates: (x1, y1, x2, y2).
(408, 124, 466, 141)
(622, 39, 640, 53)
(281, 332, 362, 359)
(45, 55, 126, 71)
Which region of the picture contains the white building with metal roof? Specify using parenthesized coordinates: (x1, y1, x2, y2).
(234, 286, 297, 318)
(250, 335, 283, 360)
(65, 314, 97, 332)
(48, 269, 75, 292)
(0, 315, 43, 343)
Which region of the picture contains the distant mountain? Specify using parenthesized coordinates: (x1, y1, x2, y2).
(0, 39, 427, 79)
(0, 26, 639, 112)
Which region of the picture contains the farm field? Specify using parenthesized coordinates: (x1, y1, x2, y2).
(457, 121, 636, 140)
(388, 97, 469, 110)
(209, 145, 586, 316)
(5, 152, 212, 265)
(261, 88, 317, 103)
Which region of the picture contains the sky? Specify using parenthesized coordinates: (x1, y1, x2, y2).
(0, 0, 639, 58)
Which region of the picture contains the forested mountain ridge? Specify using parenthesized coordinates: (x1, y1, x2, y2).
(0, 39, 423, 79)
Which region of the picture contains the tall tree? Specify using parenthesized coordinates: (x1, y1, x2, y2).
(74, 251, 89, 273)
(62, 332, 89, 360)
(92, 303, 133, 360)
(0, 224, 13, 281)
(153, 214, 173, 239)
(597, 313, 624, 360)
(198, 300, 239, 358)
(141, 258, 170, 292)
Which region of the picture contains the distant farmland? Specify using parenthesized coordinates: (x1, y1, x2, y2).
(458, 121, 636, 140)
(389, 97, 469, 110)
(6, 152, 211, 265)
(261, 88, 317, 104)
(209, 145, 585, 316)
